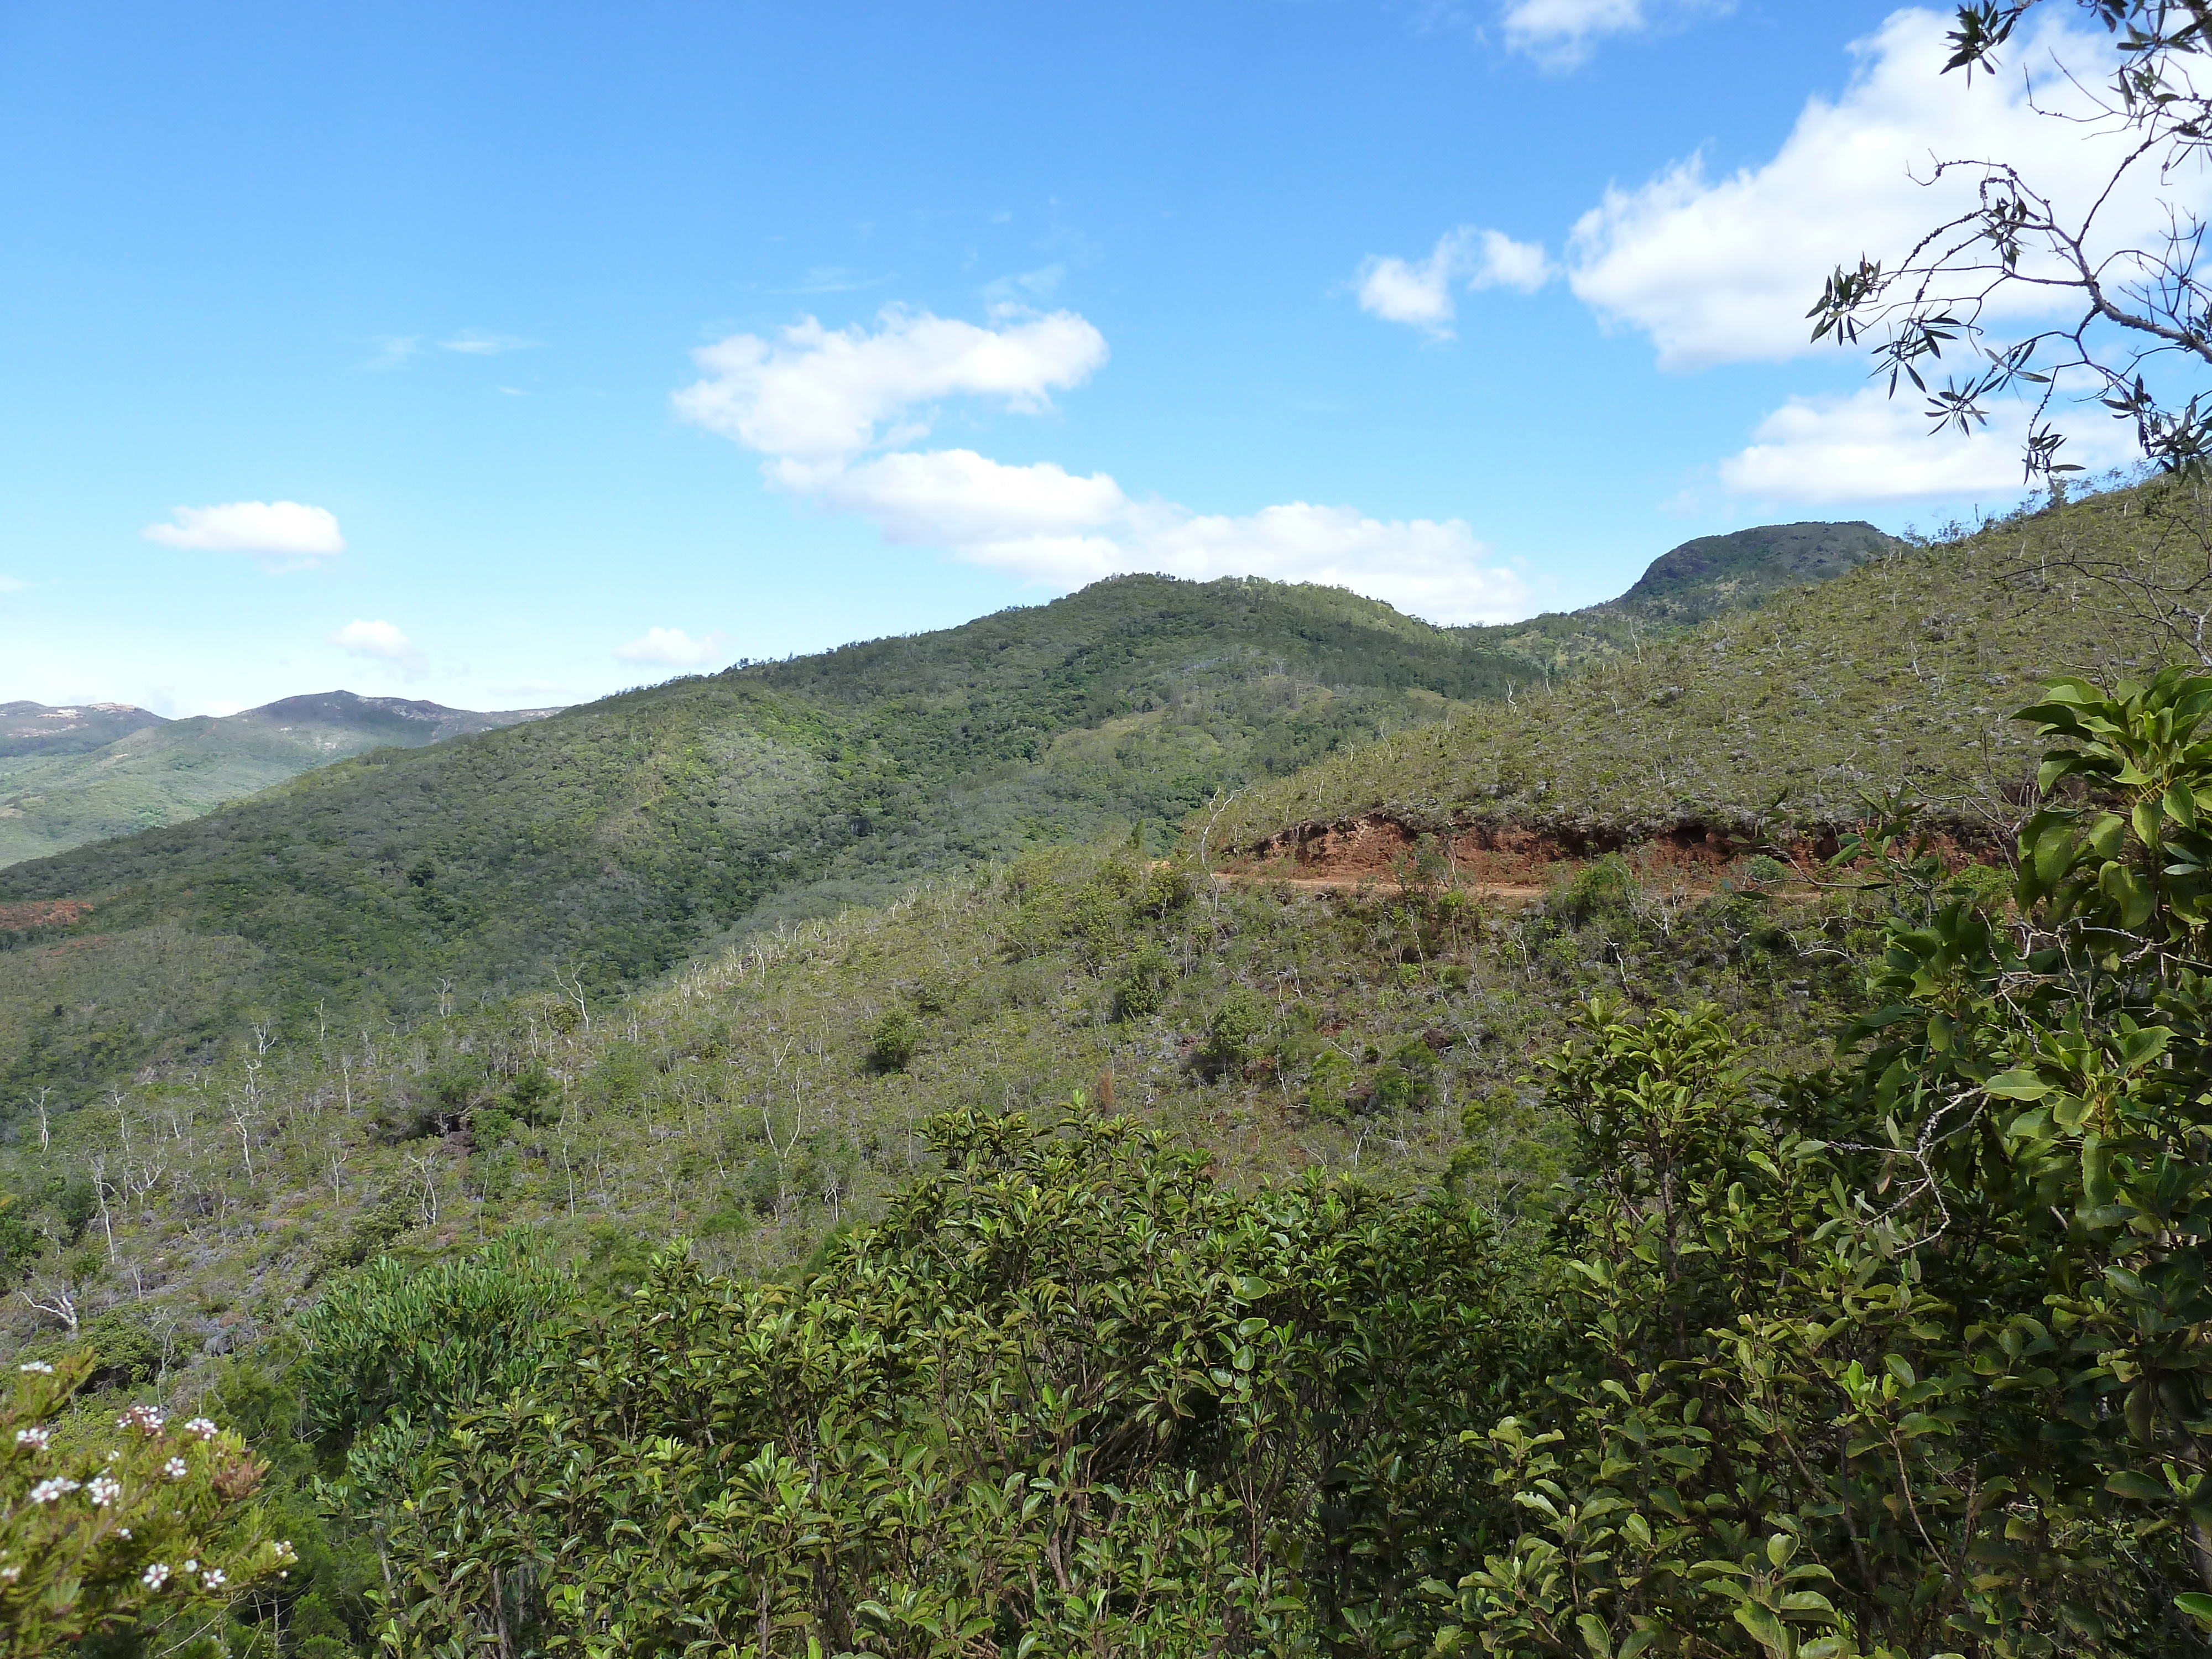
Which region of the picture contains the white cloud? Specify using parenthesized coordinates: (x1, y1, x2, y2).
(329, 619, 425, 674)
(1503, 0, 1645, 62)
(1568, 8, 2204, 369)
(142, 500, 345, 559)
(1500, 0, 1729, 64)
(677, 307, 1528, 624)
(835, 448, 1527, 620)
(674, 305, 1110, 486)
(1716, 386, 2137, 503)
(614, 627, 729, 667)
(1355, 227, 1552, 339)
(0, 576, 25, 593)
(441, 331, 536, 355)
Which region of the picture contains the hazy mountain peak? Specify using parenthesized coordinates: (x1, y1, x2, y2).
(1612, 520, 1900, 625)
(0, 700, 169, 760)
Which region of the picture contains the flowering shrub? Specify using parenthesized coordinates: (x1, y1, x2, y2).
(0, 1351, 294, 1657)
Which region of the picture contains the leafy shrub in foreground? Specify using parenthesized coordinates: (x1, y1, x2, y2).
(379, 1108, 1528, 1656)
(1436, 672, 2212, 1659)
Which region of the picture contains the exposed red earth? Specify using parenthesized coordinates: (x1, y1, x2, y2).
(1222, 811, 2008, 899)
(0, 898, 92, 929)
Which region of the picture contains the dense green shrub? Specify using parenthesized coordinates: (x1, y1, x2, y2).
(1200, 985, 1271, 1077)
(867, 1007, 921, 1072)
(1431, 671, 2212, 1659)
(377, 1108, 1526, 1656)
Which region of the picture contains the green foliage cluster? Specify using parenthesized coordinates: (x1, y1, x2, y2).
(0, 1351, 294, 1657)
(0, 851, 1883, 1659)
(1421, 671, 2212, 1658)
(292, 667, 2212, 1658)
(379, 1110, 1520, 1654)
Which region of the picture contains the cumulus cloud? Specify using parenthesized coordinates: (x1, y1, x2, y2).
(676, 307, 1528, 624)
(674, 305, 1110, 487)
(1355, 227, 1553, 339)
(1716, 386, 2137, 503)
(1502, 0, 1646, 62)
(614, 627, 729, 667)
(1568, 7, 2205, 370)
(825, 448, 1524, 619)
(142, 500, 345, 560)
(1500, 0, 1730, 64)
(329, 618, 425, 674)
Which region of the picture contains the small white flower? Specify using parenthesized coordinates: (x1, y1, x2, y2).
(163, 1457, 189, 1480)
(28, 1478, 79, 1504)
(200, 1568, 226, 1591)
(86, 1475, 122, 1507)
(13, 1427, 50, 1451)
(118, 1528, 131, 1538)
(117, 1404, 165, 1434)
(0, 1564, 18, 1584)
(16, 1361, 53, 1375)
(182, 1559, 197, 1574)
(141, 1562, 171, 1590)
(182, 1417, 218, 1440)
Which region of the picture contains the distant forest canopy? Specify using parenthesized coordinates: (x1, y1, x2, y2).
(0, 523, 1887, 1096)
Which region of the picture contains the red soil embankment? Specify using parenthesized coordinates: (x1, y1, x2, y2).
(1226, 813, 2005, 894)
(0, 899, 91, 930)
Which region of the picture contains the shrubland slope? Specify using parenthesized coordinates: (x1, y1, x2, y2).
(0, 533, 1875, 1092)
(12, 493, 2212, 1659)
(1214, 486, 2167, 872)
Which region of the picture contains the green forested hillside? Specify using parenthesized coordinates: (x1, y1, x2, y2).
(0, 533, 1873, 1095)
(9, 489, 2212, 1658)
(1213, 487, 2164, 860)
(11, 662, 2211, 1657)
(0, 692, 558, 868)
(0, 701, 168, 761)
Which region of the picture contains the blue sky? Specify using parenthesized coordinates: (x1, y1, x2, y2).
(0, 1, 2164, 715)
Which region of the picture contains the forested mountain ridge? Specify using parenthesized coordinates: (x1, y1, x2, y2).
(0, 530, 1875, 1094)
(1449, 517, 1898, 676)
(0, 701, 168, 760)
(0, 691, 560, 869)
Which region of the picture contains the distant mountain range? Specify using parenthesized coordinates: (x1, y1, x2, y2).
(0, 519, 1898, 1088)
(0, 692, 562, 867)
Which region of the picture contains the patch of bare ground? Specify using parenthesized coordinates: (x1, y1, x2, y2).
(0, 899, 91, 930)
(1223, 811, 2007, 896)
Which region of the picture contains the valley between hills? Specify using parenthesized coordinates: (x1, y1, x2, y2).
(6, 487, 2210, 1658)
